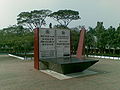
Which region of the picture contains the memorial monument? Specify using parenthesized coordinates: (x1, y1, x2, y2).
(34, 28, 98, 74)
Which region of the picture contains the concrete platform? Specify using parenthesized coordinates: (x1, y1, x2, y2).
(1, 55, 120, 90)
(40, 69, 98, 80)
(40, 57, 99, 74)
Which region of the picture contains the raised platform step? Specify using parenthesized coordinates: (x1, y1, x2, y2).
(40, 58, 98, 74)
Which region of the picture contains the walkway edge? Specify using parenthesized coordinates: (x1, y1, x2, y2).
(8, 54, 24, 60)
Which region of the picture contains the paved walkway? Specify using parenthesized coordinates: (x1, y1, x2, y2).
(0, 55, 120, 90)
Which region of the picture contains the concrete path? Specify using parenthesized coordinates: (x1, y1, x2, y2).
(0, 55, 120, 90)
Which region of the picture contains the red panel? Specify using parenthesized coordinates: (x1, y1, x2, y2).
(34, 28, 39, 70)
(76, 28, 86, 59)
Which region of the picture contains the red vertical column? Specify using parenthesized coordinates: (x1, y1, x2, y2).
(76, 27, 86, 59)
(34, 28, 39, 70)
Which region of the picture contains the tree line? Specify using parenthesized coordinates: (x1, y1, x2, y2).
(0, 9, 120, 57)
(0, 9, 80, 54)
(85, 22, 120, 57)
(0, 25, 33, 54)
(17, 9, 80, 30)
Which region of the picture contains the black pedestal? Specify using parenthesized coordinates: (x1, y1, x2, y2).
(40, 58, 98, 74)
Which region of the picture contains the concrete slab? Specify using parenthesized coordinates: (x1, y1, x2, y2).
(2, 55, 120, 90)
(40, 58, 98, 74)
(8, 54, 24, 60)
(40, 69, 98, 80)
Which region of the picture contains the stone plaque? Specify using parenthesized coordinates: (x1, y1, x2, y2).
(39, 28, 70, 59)
(39, 29, 56, 59)
(56, 30, 70, 58)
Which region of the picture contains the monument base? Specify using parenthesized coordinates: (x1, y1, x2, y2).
(40, 70, 98, 80)
(40, 58, 98, 74)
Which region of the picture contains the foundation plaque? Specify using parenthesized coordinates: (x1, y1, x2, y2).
(39, 29, 70, 59)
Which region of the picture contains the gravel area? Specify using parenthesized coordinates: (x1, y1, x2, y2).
(0, 55, 120, 90)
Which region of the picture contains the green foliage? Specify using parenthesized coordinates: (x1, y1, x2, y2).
(53, 24, 69, 29)
(17, 9, 52, 30)
(70, 29, 79, 54)
(1, 8, 120, 57)
(0, 25, 33, 53)
(85, 27, 96, 48)
(1, 9, 81, 55)
(49, 9, 80, 27)
(85, 22, 120, 56)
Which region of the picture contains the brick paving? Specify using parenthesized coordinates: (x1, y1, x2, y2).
(0, 55, 120, 90)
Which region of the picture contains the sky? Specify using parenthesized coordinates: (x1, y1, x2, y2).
(0, 0, 120, 29)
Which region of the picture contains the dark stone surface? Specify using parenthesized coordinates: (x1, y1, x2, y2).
(40, 58, 99, 74)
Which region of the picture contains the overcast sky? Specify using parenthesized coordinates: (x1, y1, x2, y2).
(0, 0, 120, 29)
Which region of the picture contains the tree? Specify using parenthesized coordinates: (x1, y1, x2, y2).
(49, 10, 80, 27)
(0, 25, 33, 53)
(94, 22, 107, 53)
(53, 24, 69, 29)
(17, 9, 52, 31)
(116, 25, 120, 54)
(70, 29, 79, 54)
(106, 26, 115, 53)
(85, 27, 96, 55)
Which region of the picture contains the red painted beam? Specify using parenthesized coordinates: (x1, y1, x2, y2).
(76, 27, 86, 59)
(34, 28, 39, 70)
